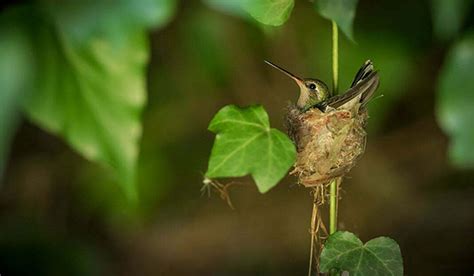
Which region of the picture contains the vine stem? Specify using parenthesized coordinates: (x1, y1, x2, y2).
(308, 20, 340, 276)
(308, 196, 317, 276)
(329, 179, 338, 234)
(327, 20, 340, 276)
(329, 20, 339, 236)
(331, 21, 339, 95)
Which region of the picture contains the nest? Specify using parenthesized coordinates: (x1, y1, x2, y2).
(286, 104, 368, 188)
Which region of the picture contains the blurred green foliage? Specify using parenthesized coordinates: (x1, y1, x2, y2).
(0, 1, 177, 199)
(184, 10, 232, 87)
(0, 13, 34, 178)
(315, 0, 358, 41)
(437, 33, 474, 168)
(203, 0, 250, 19)
(431, 0, 473, 41)
(205, 0, 295, 26)
(244, 0, 295, 26)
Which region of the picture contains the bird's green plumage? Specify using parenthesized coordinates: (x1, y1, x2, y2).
(298, 78, 330, 112)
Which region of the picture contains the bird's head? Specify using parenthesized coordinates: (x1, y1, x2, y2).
(265, 60, 329, 111)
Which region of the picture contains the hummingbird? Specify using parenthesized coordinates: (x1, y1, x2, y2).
(264, 60, 379, 113)
(265, 59, 380, 187)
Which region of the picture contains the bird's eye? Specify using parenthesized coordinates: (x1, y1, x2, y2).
(308, 83, 316, 90)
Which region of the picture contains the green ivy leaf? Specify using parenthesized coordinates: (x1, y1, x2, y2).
(21, 1, 176, 199)
(0, 12, 34, 177)
(320, 231, 403, 276)
(431, 0, 472, 41)
(315, 0, 359, 41)
(206, 105, 296, 193)
(243, 0, 295, 26)
(436, 33, 474, 168)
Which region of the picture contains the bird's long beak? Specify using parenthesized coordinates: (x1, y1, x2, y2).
(264, 60, 305, 88)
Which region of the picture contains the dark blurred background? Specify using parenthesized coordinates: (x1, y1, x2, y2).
(1, 0, 474, 275)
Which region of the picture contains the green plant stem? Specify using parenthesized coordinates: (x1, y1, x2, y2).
(308, 198, 317, 276)
(328, 20, 340, 276)
(329, 20, 339, 235)
(331, 21, 339, 95)
(308, 20, 340, 276)
(329, 179, 337, 234)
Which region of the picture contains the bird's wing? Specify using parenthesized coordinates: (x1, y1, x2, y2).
(351, 60, 379, 109)
(351, 60, 374, 87)
(319, 60, 379, 111)
(358, 72, 380, 110)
